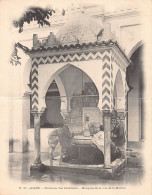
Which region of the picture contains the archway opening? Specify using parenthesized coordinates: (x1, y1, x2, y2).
(30, 64, 100, 130)
(59, 65, 100, 135)
(40, 65, 104, 164)
(127, 45, 144, 141)
(41, 80, 63, 128)
(39, 65, 100, 133)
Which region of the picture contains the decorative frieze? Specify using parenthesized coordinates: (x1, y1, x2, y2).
(32, 51, 107, 65)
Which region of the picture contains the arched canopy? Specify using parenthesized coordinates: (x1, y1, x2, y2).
(39, 63, 101, 111)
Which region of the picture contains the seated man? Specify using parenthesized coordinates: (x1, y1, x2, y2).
(92, 125, 121, 162)
(91, 125, 104, 154)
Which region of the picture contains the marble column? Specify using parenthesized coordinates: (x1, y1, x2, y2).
(30, 112, 46, 173)
(103, 111, 111, 168)
(33, 113, 41, 165)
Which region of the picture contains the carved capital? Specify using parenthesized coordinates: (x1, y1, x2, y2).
(31, 111, 42, 118)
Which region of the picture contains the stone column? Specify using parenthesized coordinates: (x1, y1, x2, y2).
(33, 113, 41, 165)
(103, 111, 111, 168)
(30, 112, 45, 173)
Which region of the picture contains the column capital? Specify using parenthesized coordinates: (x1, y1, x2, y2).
(31, 111, 43, 118)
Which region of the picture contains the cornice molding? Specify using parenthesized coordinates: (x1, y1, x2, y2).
(29, 40, 130, 67)
(22, 8, 141, 32)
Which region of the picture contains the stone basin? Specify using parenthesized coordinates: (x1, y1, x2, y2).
(71, 135, 94, 146)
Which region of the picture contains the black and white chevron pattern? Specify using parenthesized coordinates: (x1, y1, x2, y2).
(102, 51, 112, 110)
(32, 51, 109, 65)
(31, 50, 126, 112)
(31, 62, 39, 111)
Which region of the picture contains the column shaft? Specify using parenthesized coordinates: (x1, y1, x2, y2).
(34, 114, 41, 164)
(104, 114, 111, 168)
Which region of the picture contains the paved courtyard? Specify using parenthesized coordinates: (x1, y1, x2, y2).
(8, 141, 144, 185)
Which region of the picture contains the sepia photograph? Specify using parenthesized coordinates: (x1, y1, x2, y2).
(0, 0, 152, 194)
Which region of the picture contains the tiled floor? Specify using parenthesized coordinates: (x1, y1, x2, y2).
(8, 141, 144, 185)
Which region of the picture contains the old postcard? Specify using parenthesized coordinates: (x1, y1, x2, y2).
(0, 0, 152, 194)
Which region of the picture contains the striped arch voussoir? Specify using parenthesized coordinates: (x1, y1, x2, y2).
(102, 80, 110, 87)
(103, 63, 110, 70)
(103, 55, 110, 62)
(32, 98, 38, 104)
(32, 77, 38, 83)
(102, 88, 110, 95)
(31, 69, 38, 75)
(102, 71, 110, 79)
(31, 91, 38, 97)
(32, 105, 38, 111)
(102, 104, 110, 110)
(102, 96, 110, 103)
(31, 84, 38, 90)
